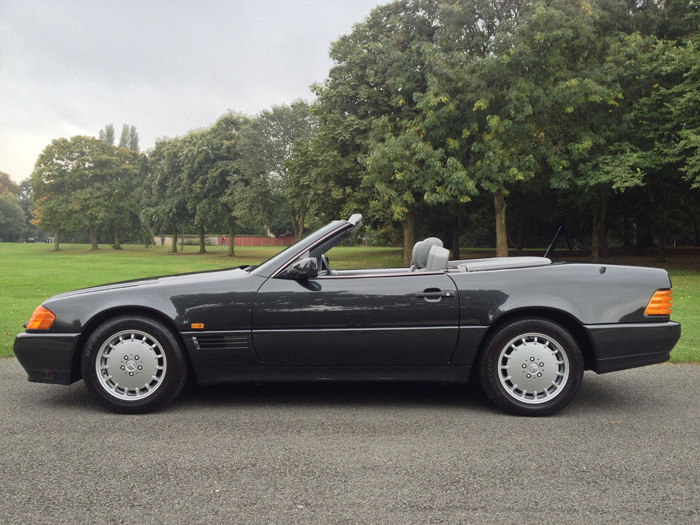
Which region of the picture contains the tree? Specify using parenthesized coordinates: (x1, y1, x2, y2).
(238, 101, 317, 240)
(362, 120, 474, 263)
(1, 171, 20, 195)
(630, 33, 700, 258)
(0, 193, 25, 241)
(31, 138, 81, 250)
(18, 179, 41, 242)
(313, 0, 448, 263)
(141, 137, 191, 253)
(2, 171, 37, 242)
(98, 124, 115, 145)
(118, 124, 129, 149)
(179, 128, 221, 254)
(104, 146, 140, 249)
(506, 0, 644, 261)
(212, 112, 269, 256)
(118, 124, 140, 152)
(286, 139, 325, 239)
(69, 138, 142, 250)
(178, 112, 259, 255)
(31, 136, 140, 250)
(128, 125, 140, 152)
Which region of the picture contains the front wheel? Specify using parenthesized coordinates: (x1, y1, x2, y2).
(82, 316, 188, 414)
(478, 318, 584, 416)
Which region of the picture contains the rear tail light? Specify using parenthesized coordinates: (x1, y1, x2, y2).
(25, 305, 56, 330)
(644, 290, 673, 316)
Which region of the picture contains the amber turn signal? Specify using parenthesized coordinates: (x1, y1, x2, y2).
(644, 290, 673, 316)
(26, 305, 56, 330)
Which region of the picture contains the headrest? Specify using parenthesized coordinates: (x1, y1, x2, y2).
(426, 244, 450, 271)
(414, 237, 443, 269)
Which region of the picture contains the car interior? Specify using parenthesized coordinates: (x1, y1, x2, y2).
(318, 236, 551, 278)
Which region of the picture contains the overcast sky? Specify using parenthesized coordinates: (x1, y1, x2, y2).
(0, 0, 382, 183)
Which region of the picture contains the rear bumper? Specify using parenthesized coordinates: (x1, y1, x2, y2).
(13, 332, 82, 385)
(585, 321, 681, 374)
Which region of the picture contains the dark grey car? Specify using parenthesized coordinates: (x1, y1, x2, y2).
(14, 214, 680, 416)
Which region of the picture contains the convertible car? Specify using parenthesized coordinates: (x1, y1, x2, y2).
(14, 214, 680, 416)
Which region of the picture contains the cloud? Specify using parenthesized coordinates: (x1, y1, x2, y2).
(0, 0, 380, 182)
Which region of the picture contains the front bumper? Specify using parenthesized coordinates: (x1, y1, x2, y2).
(585, 321, 681, 374)
(13, 332, 82, 385)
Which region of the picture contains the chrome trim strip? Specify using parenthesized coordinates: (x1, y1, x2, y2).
(317, 271, 444, 279)
(254, 326, 458, 334)
(180, 330, 252, 336)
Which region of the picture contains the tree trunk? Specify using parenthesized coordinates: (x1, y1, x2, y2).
(171, 225, 178, 253)
(494, 188, 509, 257)
(599, 223, 609, 258)
(293, 210, 306, 241)
(656, 220, 667, 261)
(591, 190, 608, 262)
(591, 204, 601, 262)
(636, 188, 655, 250)
(228, 217, 236, 257)
(198, 224, 206, 254)
(451, 216, 460, 260)
(53, 228, 60, 251)
(89, 225, 99, 250)
(622, 214, 633, 247)
(402, 214, 415, 267)
(682, 207, 700, 246)
(113, 224, 122, 250)
(508, 222, 524, 255)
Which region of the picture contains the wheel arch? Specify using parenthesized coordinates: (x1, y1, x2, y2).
(479, 308, 597, 371)
(71, 306, 190, 381)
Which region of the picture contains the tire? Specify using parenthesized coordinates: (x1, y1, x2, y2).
(82, 316, 188, 414)
(478, 318, 584, 417)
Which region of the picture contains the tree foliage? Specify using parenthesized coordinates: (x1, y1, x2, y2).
(98, 124, 115, 145)
(141, 137, 190, 252)
(311, 0, 700, 258)
(118, 124, 140, 152)
(30, 136, 138, 250)
(0, 193, 25, 241)
(239, 100, 317, 240)
(179, 113, 253, 254)
(12, 0, 700, 259)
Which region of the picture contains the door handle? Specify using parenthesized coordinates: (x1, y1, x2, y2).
(416, 289, 454, 302)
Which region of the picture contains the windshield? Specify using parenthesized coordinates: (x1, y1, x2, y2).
(252, 221, 345, 277)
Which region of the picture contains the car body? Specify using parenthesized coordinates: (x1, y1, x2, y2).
(14, 214, 681, 416)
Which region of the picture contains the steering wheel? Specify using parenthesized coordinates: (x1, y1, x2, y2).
(321, 254, 331, 275)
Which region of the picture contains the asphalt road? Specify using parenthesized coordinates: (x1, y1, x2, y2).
(1, 358, 699, 525)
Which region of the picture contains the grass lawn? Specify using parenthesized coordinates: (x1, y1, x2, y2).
(664, 272, 700, 363)
(1, 242, 697, 363)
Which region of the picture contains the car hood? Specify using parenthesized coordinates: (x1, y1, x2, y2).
(49, 266, 252, 300)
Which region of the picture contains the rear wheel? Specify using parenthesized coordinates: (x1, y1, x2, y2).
(478, 318, 583, 416)
(82, 316, 187, 414)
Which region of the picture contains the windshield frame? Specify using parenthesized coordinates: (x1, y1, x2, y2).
(251, 220, 350, 278)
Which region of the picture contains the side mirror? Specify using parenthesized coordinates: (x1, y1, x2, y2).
(279, 257, 318, 280)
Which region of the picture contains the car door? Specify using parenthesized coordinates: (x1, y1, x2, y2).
(251, 272, 459, 367)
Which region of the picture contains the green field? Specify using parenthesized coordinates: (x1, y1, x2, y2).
(1, 243, 697, 362)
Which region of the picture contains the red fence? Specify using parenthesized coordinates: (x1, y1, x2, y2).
(219, 236, 296, 247)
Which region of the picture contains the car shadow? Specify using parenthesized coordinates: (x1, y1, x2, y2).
(30, 371, 652, 417)
(570, 372, 657, 414)
(171, 380, 496, 413)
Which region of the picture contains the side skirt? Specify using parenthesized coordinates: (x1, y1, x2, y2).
(194, 365, 472, 386)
